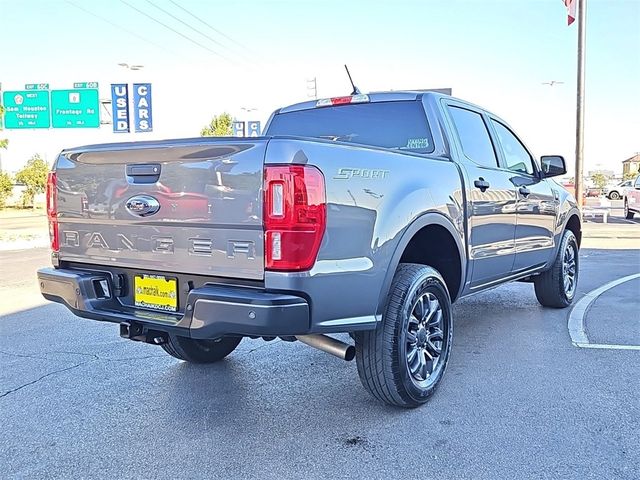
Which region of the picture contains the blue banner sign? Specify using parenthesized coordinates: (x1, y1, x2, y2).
(111, 84, 130, 133)
(232, 121, 245, 137)
(132, 83, 153, 132)
(247, 121, 261, 137)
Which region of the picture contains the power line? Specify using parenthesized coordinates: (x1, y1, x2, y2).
(143, 0, 242, 61)
(65, 0, 178, 56)
(119, 0, 235, 63)
(167, 0, 253, 54)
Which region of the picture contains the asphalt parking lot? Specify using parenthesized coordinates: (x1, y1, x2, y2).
(1, 221, 639, 479)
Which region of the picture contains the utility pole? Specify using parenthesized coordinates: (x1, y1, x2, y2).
(574, 0, 587, 206)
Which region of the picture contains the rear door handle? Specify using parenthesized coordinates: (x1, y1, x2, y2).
(474, 178, 490, 192)
(519, 186, 531, 197)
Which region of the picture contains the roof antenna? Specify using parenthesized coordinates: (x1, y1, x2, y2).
(344, 65, 361, 95)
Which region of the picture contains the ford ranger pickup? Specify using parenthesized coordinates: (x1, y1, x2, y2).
(38, 91, 581, 407)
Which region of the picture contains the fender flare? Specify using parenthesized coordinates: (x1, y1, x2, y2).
(561, 206, 582, 245)
(565, 208, 582, 228)
(376, 212, 467, 316)
(545, 207, 581, 270)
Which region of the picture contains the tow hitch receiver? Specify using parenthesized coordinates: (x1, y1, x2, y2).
(119, 322, 167, 345)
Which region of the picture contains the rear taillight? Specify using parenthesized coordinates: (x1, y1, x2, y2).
(264, 165, 326, 271)
(46, 172, 59, 252)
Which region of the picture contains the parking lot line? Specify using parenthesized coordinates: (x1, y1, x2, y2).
(572, 343, 640, 351)
(568, 273, 640, 350)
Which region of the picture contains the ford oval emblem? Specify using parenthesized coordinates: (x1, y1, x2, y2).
(125, 195, 160, 217)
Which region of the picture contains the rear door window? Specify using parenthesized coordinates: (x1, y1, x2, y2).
(448, 106, 499, 168)
(266, 101, 434, 154)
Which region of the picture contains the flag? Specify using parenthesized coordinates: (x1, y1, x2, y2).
(563, 0, 577, 25)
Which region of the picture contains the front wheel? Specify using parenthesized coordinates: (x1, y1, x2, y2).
(161, 335, 242, 363)
(355, 264, 453, 408)
(624, 200, 635, 219)
(534, 229, 579, 308)
(608, 191, 620, 200)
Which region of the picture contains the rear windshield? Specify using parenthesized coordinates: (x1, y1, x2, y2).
(266, 100, 434, 154)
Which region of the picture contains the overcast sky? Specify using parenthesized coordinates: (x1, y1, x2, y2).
(1, 0, 639, 175)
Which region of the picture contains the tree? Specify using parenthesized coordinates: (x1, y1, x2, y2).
(0, 105, 8, 150)
(590, 172, 607, 190)
(200, 113, 233, 137)
(623, 170, 639, 181)
(15, 154, 49, 206)
(0, 171, 12, 209)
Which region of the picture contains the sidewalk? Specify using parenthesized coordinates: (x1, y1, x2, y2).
(581, 222, 640, 249)
(0, 210, 48, 251)
(0, 208, 46, 219)
(583, 277, 639, 347)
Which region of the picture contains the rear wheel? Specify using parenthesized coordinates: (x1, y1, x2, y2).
(534, 229, 579, 308)
(161, 335, 242, 363)
(355, 264, 453, 408)
(624, 200, 635, 219)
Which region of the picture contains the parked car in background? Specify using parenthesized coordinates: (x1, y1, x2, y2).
(623, 174, 640, 219)
(605, 179, 633, 200)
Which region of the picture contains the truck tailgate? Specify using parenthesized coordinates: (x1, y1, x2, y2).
(54, 139, 266, 280)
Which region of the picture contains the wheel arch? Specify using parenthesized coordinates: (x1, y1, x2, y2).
(564, 210, 582, 247)
(376, 213, 466, 316)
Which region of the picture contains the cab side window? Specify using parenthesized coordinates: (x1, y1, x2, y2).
(491, 120, 535, 175)
(448, 106, 499, 169)
(635, 176, 640, 188)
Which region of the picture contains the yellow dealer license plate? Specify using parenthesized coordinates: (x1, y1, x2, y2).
(134, 275, 178, 312)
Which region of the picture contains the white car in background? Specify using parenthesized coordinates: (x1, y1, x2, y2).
(605, 179, 633, 200)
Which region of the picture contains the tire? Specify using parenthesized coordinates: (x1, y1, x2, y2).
(534, 229, 579, 308)
(161, 335, 242, 363)
(609, 191, 620, 200)
(624, 200, 635, 219)
(355, 264, 453, 408)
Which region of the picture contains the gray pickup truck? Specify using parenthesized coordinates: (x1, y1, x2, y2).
(38, 91, 581, 407)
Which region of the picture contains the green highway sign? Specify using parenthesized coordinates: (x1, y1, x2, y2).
(73, 82, 99, 89)
(2, 90, 51, 129)
(25, 83, 49, 90)
(50, 89, 100, 128)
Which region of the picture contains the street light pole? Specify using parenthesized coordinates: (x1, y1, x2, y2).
(574, 0, 587, 206)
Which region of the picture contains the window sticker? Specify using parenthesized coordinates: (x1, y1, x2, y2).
(404, 138, 430, 149)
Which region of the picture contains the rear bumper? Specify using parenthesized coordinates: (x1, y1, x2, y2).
(38, 267, 310, 339)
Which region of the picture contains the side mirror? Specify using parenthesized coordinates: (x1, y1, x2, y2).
(540, 155, 567, 178)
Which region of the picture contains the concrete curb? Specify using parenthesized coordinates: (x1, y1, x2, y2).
(568, 273, 640, 350)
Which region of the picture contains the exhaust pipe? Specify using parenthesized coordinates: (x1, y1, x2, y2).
(295, 334, 355, 361)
